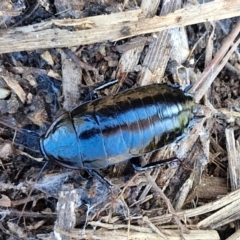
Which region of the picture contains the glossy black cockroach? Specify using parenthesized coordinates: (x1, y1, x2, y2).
(39, 84, 195, 170)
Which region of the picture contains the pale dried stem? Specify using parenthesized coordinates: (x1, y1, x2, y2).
(0, 0, 239, 53)
(149, 188, 240, 226)
(191, 19, 240, 102)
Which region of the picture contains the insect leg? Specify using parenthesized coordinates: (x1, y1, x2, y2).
(85, 79, 119, 101)
(183, 84, 193, 92)
(87, 169, 113, 188)
(132, 158, 180, 171)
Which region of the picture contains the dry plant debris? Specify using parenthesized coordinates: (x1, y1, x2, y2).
(0, 0, 240, 239)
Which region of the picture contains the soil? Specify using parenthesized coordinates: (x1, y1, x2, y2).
(0, 0, 239, 239)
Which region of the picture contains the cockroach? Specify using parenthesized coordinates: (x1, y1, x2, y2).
(40, 84, 195, 170)
(14, 83, 195, 225)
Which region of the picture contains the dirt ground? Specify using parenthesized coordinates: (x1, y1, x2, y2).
(0, 0, 240, 239)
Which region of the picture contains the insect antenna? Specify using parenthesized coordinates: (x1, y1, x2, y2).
(0, 120, 40, 136)
(0, 120, 42, 153)
(0, 120, 48, 224)
(17, 160, 49, 224)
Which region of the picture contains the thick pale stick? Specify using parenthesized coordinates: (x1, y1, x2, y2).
(0, 0, 239, 53)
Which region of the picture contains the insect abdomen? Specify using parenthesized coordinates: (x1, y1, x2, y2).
(69, 84, 195, 169)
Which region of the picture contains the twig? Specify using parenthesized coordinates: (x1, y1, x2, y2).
(191, 19, 240, 102)
(0, 0, 239, 53)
